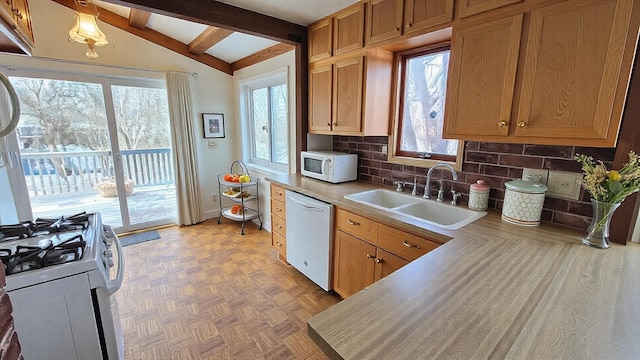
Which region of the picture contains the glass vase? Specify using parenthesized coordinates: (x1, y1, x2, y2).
(582, 199, 622, 249)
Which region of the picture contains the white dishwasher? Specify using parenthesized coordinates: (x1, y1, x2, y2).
(286, 191, 333, 291)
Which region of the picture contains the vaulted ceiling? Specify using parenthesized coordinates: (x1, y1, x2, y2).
(52, 0, 359, 74)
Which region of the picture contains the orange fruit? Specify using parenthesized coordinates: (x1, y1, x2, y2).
(223, 174, 233, 182)
(230, 205, 242, 214)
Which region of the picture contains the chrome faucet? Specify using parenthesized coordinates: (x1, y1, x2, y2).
(424, 163, 458, 200)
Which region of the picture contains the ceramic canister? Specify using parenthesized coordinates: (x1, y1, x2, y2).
(501, 179, 548, 226)
(468, 180, 490, 210)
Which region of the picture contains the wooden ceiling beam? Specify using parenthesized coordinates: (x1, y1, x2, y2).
(231, 43, 295, 72)
(101, 0, 306, 44)
(188, 26, 233, 55)
(51, 0, 233, 75)
(128, 8, 151, 29)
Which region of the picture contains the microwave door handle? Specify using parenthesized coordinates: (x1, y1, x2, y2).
(321, 158, 330, 175)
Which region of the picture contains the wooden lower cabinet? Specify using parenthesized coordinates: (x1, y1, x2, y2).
(375, 249, 409, 279)
(334, 231, 411, 298)
(334, 231, 377, 298)
(270, 184, 287, 263)
(333, 207, 438, 299)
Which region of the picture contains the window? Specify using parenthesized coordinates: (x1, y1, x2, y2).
(243, 72, 289, 171)
(389, 44, 463, 168)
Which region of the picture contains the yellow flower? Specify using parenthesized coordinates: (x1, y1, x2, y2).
(608, 170, 621, 182)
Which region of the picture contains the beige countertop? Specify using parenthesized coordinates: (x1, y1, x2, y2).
(266, 174, 640, 360)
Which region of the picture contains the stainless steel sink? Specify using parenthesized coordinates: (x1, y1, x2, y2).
(345, 189, 486, 230)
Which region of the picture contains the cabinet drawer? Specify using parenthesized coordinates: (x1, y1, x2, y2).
(271, 199, 286, 219)
(336, 208, 378, 244)
(272, 231, 286, 257)
(272, 215, 286, 237)
(378, 224, 439, 261)
(271, 184, 286, 203)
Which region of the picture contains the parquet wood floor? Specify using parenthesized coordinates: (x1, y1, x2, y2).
(115, 220, 340, 360)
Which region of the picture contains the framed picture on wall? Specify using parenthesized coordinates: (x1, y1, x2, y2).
(203, 113, 225, 138)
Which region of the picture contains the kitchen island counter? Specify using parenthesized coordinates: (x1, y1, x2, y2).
(266, 174, 640, 360)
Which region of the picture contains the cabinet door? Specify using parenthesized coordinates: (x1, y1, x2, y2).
(404, 0, 454, 35)
(514, 0, 633, 144)
(309, 64, 333, 133)
(333, 56, 364, 134)
(309, 18, 333, 62)
(334, 3, 364, 55)
(11, 0, 34, 44)
(444, 14, 523, 138)
(458, 0, 522, 18)
(0, 0, 11, 21)
(333, 231, 376, 298)
(367, 0, 403, 45)
(374, 249, 409, 280)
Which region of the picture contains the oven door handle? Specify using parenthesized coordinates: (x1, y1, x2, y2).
(105, 225, 125, 295)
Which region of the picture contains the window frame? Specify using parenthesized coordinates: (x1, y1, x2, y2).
(388, 42, 464, 170)
(240, 70, 289, 173)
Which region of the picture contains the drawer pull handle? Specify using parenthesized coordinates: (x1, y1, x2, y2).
(403, 240, 421, 249)
(366, 254, 375, 259)
(498, 120, 508, 127)
(276, 242, 282, 246)
(276, 225, 282, 229)
(375, 258, 381, 264)
(347, 219, 360, 226)
(275, 208, 282, 212)
(517, 121, 526, 128)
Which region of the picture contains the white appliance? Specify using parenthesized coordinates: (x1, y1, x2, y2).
(2, 212, 125, 359)
(285, 191, 333, 291)
(300, 150, 358, 183)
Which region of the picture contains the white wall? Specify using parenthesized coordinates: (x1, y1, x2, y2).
(1, 0, 238, 219)
(232, 51, 296, 231)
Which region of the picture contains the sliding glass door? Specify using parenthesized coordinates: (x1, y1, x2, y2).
(5, 69, 176, 232)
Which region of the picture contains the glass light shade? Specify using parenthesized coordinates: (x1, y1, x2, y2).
(68, 13, 109, 47)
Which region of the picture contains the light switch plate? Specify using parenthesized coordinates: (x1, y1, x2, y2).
(522, 168, 549, 185)
(208, 140, 219, 149)
(547, 171, 582, 200)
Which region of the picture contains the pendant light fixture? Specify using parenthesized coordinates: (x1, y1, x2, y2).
(68, 1, 109, 58)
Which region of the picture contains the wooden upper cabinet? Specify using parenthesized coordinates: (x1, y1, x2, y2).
(333, 56, 364, 133)
(309, 51, 393, 136)
(0, 0, 33, 54)
(458, 0, 523, 18)
(444, 14, 523, 138)
(404, 0, 454, 35)
(334, 3, 365, 55)
(308, 18, 333, 62)
(513, 0, 634, 145)
(309, 64, 333, 132)
(367, 0, 403, 45)
(12, 0, 33, 44)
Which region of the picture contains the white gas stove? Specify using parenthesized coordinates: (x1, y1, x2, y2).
(0, 212, 124, 360)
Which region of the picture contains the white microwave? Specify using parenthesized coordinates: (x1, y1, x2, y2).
(301, 151, 358, 183)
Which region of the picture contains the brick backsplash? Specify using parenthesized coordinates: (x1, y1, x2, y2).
(333, 136, 617, 230)
(0, 266, 22, 360)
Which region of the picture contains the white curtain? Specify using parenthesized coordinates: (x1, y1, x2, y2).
(165, 71, 203, 225)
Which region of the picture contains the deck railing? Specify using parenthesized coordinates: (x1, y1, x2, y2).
(21, 148, 174, 196)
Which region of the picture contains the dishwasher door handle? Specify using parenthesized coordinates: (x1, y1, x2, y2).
(289, 197, 326, 212)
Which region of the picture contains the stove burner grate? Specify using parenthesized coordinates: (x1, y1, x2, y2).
(0, 212, 91, 241)
(0, 235, 86, 275)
